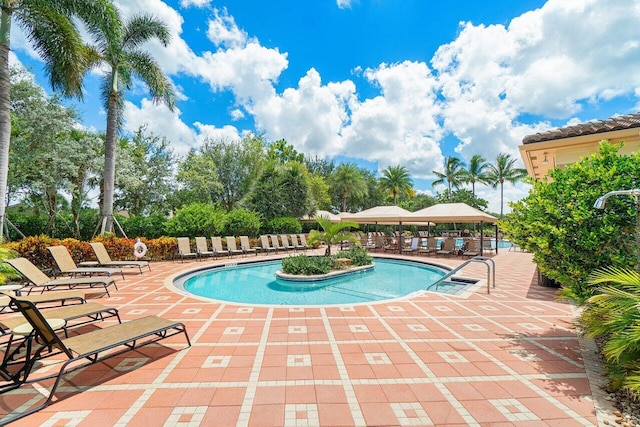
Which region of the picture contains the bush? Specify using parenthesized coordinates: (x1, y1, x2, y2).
(221, 209, 261, 237)
(333, 247, 373, 266)
(502, 142, 640, 304)
(281, 255, 333, 275)
(164, 203, 224, 238)
(120, 212, 167, 239)
(264, 217, 302, 234)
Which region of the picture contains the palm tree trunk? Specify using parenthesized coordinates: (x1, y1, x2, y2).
(101, 91, 119, 234)
(500, 180, 504, 218)
(0, 9, 11, 240)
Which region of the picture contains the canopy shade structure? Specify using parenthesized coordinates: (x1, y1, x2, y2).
(299, 210, 341, 223)
(410, 203, 498, 224)
(346, 206, 416, 224)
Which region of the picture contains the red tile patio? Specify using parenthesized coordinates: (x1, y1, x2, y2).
(0, 250, 616, 426)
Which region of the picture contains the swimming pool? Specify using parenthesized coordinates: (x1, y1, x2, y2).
(174, 258, 459, 305)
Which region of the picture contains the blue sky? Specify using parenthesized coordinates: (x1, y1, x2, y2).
(10, 0, 640, 213)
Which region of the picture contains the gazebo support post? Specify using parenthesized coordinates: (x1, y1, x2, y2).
(479, 221, 484, 257)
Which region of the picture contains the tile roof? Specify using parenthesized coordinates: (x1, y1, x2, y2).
(522, 112, 640, 144)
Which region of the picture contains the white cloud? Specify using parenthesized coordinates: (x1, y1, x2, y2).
(341, 61, 443, 176)
(250, 68, 356, 157)
(180, 0, 211, 7)
(123, 99, 198, 156)
(229, 109, 245, 120)
(433, 0, 640, 168)
(206, 8, 250, 49)
(193, 122, 242, 144)
(337, 0, 353, 9)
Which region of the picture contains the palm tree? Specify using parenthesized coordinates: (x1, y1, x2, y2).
(379, 165, 415, 205)
(432, 156, 466, 201)
(581, 266, 640, 394)
(329, 163, 368, 212)
(0, 0, 118, 239)
(89, 12, 176, 234)
(307, 216, 359, 256)
(463, 154, 490, 197)
(486, 153, 527, 217)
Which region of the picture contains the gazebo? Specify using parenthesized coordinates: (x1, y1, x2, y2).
(410, 203, 498, 256)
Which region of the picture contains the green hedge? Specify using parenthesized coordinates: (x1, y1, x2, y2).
(333, 247, 373, 266)
(281, 255, 333, 275)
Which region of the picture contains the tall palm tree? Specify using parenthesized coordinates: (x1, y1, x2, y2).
(379, 165, 415, 205)
(432, 156, 466, 201)
(486, 153, 527, 217)
(330, 163, 368, 212)
(89, 12, 176, 234)
(0, 0, 118, 240)
(463, 154, 490, 197)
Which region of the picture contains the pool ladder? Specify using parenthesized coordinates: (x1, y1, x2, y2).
(427, 256, 496, 294)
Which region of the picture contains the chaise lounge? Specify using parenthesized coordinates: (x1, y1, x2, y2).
(6, 258, 118, 297)
(47, 246, 124, 279)
(81, 242, 150, 274)
(0, 296, 191, 424)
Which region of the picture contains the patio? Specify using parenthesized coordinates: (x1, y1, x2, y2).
(2, 250, 612, 426)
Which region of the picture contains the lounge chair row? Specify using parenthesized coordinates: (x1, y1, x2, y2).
(176, 235, 311, 261)
(0, 293, 190, 423)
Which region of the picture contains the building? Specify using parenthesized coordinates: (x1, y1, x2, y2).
(519, 113, 640, 180)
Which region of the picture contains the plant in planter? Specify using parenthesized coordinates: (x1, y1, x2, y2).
(281, 254, 333, 275)
(307, 216, 359, 256)
(333, 247, 373, 267)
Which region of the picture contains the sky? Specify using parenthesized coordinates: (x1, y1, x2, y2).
(9, 0, 640, 213)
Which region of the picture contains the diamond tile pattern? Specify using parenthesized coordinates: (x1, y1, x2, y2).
(1, 251, 600, 426)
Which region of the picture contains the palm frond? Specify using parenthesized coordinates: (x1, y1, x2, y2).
(127, 51, 176, 110)
(123, 14, 171, 48)
(17, 6, 86, 98)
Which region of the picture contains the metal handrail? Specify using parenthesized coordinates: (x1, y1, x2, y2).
(427, 256, 496, 294)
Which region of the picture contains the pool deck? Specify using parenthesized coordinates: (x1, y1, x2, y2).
(2, 249, 616, 426)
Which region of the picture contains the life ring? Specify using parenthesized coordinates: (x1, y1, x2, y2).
(133, 239, 148, 258)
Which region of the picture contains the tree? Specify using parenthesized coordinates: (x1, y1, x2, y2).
(90, 11, 176, 234)
(0, 0, 118, 239)
(329, 163, 368, 212)
(307, 216, 359, 256)
(436, 189, 488, 210)
(432, 156, 466, 201)
(463, 154, 490, 197)
(175, 149, 221, 206)
(9, 70, 98, 236)
(379, 165, 415, 205)
(501, 142, 640, 303)
(486, 153, 527, 217)
(114, 126, 175, 216)
(245, 161, 311, 221)
(205, 135, 266, 211)
(268, 139, 304, 164)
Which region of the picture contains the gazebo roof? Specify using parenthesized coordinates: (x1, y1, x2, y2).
(346, 206, 415, 224)
(410, 203, 497, 223)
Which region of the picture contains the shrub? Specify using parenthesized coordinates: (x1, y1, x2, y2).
(92, 235, 137, 260)
(221, 209, 261, 237)
(264, 217, 302, 234)
(281, 255, 333, 275)
(145, 236, 177, 260)
(5, 235, 60, 269)
(333, 247, 373, 266)
(120, 212, 167, 239)
(164, 203, 224, 238)
(502, 142, 640, 304)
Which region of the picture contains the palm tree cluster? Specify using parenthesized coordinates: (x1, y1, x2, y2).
(431, 153, 527, 217)
(0, 1, 529, 241)
(0, 1, 174, 239)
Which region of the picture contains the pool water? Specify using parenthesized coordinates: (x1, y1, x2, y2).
(177, 259, 452, 305)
